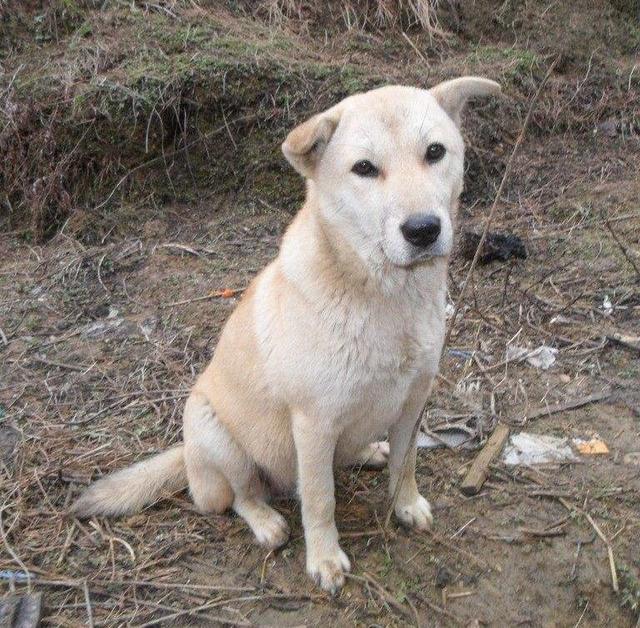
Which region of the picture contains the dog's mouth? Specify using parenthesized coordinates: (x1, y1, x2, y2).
(382, 248, 432, 269)
(410, 247, 438, 263)
(385, 243, 449, 268)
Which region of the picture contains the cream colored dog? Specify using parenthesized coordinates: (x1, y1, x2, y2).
(72, 77, 500, 593)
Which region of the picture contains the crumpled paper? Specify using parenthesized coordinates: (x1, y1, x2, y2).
(503, 432, 577, 465)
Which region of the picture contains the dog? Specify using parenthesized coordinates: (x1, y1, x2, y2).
(72, 76, 501, 593)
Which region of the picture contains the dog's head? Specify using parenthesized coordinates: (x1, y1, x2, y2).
(282, 77, 500, 269)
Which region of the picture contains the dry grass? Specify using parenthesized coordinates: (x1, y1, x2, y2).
(252, 0, 445, 33)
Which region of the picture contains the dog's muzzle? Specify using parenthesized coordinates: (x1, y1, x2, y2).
(400, 214, 441, 248)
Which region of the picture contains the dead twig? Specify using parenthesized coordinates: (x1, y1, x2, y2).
(604, 219, 640, 280)
(34, 356, 92, 373)
(30, 577, 254, 593)
(523, 391, 611, 421)
(445, 56, 560, 347)
(425, 529, 497, 572)
(556, 497, 619, 593)
(347, 572, 420, 626)
(160, 289, 243, 309)
(0, 507, 32, 593)
(93, 114, 258, 212)
(82, 579, 94, 628)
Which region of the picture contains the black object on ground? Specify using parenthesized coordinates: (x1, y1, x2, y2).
(459, 230, 527, 264)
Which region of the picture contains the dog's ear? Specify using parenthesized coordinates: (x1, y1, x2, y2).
(430, 76, 501, 126)
(282, 104, 343, 178)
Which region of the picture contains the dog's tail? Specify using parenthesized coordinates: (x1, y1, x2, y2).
(70, 445, 187, 518)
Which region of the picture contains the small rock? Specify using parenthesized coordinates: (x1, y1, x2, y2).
(0, 426, 19, 468)
(623, 452, 640, 466)
(595, 119, 618, 137)
(436, 566, 453, 588)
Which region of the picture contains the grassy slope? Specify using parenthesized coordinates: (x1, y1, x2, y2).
(1, 0, 638, 240)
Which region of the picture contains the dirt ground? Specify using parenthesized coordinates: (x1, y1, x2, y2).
(1, 1, 640, 626)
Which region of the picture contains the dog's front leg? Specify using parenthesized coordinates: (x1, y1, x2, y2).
(388, 375, 435, 530)
(292, 411, 350, 593)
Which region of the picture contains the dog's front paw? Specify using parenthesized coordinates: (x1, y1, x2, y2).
(395, 494, 433, 530)
(307, 545, 351, 594)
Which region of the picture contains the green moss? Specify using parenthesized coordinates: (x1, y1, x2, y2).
(469, 44, 542, 86)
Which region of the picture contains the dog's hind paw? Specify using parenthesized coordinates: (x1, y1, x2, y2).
(307, 545, 351, 594)
(395, 494, 433, 530)
(356, 441, 390, 469)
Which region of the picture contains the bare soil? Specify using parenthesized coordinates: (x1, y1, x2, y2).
(1, 1, 639, 626)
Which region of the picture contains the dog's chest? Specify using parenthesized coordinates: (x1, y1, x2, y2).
(331, 296, 442, 413)
(256, 264, 445, 423)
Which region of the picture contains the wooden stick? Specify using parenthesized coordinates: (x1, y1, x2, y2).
(460, 424, 510, 496)
(607, 332, 640, 353)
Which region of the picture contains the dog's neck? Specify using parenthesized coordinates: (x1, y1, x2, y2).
(279, 189, 448, 303)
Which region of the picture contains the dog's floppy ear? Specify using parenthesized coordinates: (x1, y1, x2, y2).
(282, 104, 343, 178)
(430, 76, 501, 126)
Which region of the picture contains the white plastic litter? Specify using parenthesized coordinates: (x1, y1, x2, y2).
(503, 432, 578, 465)
(506, 345, 558, 369)
(602, 295, 613, 316)
(417, 431, 471, 449)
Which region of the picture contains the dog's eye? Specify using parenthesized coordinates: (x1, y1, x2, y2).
(351, 160, 379, 177)
(425, 143, 446, 163)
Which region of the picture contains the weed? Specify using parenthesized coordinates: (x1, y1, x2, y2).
(619, 565, 640, 617)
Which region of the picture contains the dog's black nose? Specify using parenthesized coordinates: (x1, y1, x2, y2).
(400, 214, 441, 247)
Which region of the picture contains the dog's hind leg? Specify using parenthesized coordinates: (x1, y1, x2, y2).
(353, 441, 389, 469)
(183, 392, 290, 550)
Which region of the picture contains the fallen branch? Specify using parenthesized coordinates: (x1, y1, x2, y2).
(607, 332, 640, 354)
